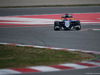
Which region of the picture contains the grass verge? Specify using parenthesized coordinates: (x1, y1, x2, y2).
(0, 4, 100, 8)
(0, 44, 95, 69)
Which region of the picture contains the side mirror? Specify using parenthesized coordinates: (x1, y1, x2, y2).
(68, 15, 73, 18)
(61, 15, 66, 18)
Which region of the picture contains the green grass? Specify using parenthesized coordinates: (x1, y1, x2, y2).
(0, 4, 100, 8)
(0, 44, 95, 69)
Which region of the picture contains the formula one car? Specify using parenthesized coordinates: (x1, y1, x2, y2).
(54, 14, 81, 31)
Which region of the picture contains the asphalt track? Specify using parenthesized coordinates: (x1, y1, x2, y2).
(0, 6, 100, 16)
(0, 6, 100, 75)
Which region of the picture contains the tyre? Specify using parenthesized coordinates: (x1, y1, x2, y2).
(75, 20, 81, 30)
(54, 21, 60, 31)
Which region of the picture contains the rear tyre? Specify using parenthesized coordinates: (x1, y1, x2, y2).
(54, 21, 60, 31)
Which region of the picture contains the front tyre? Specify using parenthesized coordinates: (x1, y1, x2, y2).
(75, 25, 81, 30)
(75, 20, 81, 30)
(54, 21, 60, 31)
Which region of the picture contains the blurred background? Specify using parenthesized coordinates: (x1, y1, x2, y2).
(0, 0, 100, 7)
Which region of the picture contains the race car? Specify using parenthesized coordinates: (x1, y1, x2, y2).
(54, 14, 81, 31)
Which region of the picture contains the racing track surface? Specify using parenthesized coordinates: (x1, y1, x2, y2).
(0, 6, 100, 75)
